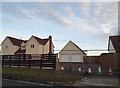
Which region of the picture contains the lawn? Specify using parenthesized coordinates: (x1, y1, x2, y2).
(2, 67, 83, 84)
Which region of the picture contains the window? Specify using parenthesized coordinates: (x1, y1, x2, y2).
(5, 45, 8, 49)
(31, 44, 34, 48)
(22, 46, 25, 48)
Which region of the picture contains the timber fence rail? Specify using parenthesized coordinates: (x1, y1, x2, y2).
(2, 54, 56, 70)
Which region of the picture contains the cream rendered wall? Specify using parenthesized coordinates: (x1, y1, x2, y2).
(1, 38, 20, 55)
(43, 40, 54, 54)
(38, 44, 44, 54)
(21, 42, 26, 50)
(59, 41, 84, 62)
(26, 37, 39, 54)
(59, 41, 83, 55)
(109, 40, 115, 53)
(43, 41, 49, 54)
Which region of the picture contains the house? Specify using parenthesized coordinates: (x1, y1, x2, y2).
(1, 35, 54, 55)
(1, 36, 26, 55)
(59, 40, 86, 62)
(26, 35, 54, 54)
(15, 40, 27, 55)
(108, 35, 120, 53)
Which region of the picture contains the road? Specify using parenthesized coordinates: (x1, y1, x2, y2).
(73, 76, 119, 87)
(2, 79, 52, 87)
(1, 76, 120, 87)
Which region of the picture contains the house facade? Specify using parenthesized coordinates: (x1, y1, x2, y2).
(26, 35, 54, 54)
(1, 36, 25, 55)
(108, 35, 120, 53)
(59, 40, 86, 62)
(1, 35, 54, 55)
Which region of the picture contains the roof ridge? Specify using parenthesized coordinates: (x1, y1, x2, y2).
(7, 36, 25, 46)
(32, 35, 49, 45)
(7, 36, 27, 41)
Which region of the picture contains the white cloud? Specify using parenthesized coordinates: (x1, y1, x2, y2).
(2, 2, 118, 39)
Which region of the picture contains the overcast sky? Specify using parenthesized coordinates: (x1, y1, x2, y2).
(1, 1, 118, 55)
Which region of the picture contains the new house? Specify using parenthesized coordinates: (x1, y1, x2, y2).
(1, 35, 54, 55)
(108, 35, 120, 53)
(1, 36, 26, 55)
(59, 40, 86, 62)
(26, 35, 54, 54)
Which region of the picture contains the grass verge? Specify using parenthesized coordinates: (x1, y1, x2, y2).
(2, 67, 83, 85)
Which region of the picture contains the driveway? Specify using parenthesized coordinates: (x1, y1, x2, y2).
(73, 76, 119, 87)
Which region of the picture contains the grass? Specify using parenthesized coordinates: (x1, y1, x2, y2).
(2, 67, 83, 84)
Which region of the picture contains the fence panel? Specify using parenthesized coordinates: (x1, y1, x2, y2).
(2, 54, 56, 70)
(98, 53, 119, 71)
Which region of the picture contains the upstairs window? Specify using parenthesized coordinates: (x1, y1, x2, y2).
(31, 44, 34, 48)
(5, 45, 8, 49)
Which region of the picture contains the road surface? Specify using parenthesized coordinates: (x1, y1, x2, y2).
(73, 76, 119, 87)
(2, 78, 52, 86)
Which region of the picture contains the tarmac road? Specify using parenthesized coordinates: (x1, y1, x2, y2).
(2, 78, 52, 87)
(1, 76, 120, 87)
(73, 76, 119, 87)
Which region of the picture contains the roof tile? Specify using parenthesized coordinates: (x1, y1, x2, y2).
(7, 36, 26, 46)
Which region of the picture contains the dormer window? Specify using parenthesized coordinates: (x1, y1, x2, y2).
(21, 42, 26, 50)
(21, 46, 25, 48)
(21, 45, 26, 50)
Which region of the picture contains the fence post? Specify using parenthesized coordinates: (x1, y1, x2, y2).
(70, 64, 72, 73)
(2, 55, 4, 67)
(23, 54, 25, 61)
(9, 55, 11, 67)
(28, 55, 31, 68)
(40, 54, 43, 69)
(18, 55, 20, 68)
(54, 54, 56, 70)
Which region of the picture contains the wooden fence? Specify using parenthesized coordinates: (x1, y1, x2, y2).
(98, 53, 120, 71)
(83, 56, 100, 63)
(2, 54, 56, 70)
(83, 53, 120, 71)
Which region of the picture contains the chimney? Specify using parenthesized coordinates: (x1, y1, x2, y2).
(49, 35, 52, 54)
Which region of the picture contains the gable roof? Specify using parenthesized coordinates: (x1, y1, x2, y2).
(2, 36, 26, 46)
(15, 49, 26, 54)
(60, 40, 86, 55)
(108, 35, 120, 53)
(32, 36, 49, 45)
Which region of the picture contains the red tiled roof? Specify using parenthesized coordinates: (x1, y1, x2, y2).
(33, 36, 49, 45)
(7, 36, 26, 46)
(108, 35, 120, 53)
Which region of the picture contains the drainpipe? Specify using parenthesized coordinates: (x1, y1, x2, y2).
(49, 35, 52, 54)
